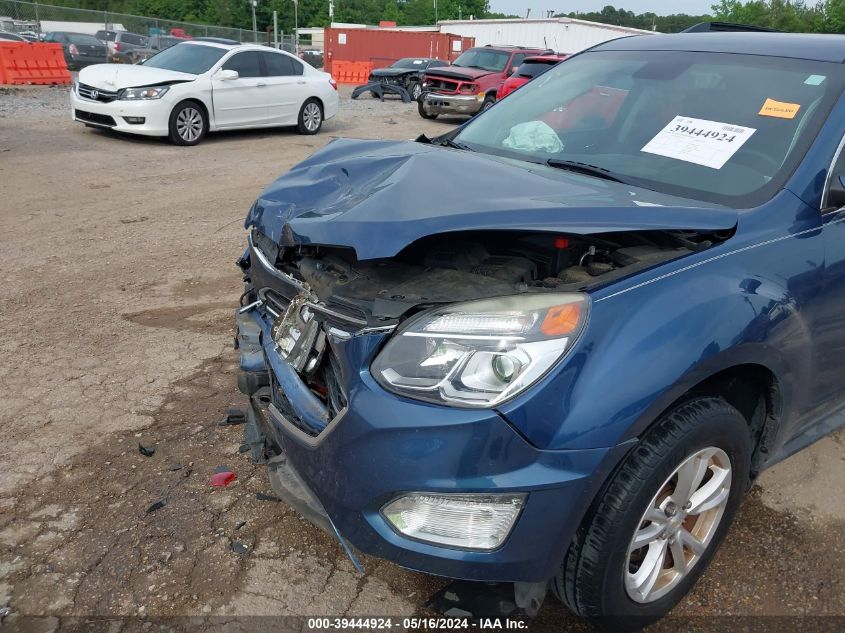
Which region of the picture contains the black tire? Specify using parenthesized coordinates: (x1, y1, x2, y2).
(168, 100, 207, 146)
(417, 97, 437, 120)
(553, 397, 752, 632)
(297, 98, 323, 135)
(407, 80, 422, 101)
(479, 94, 496, 112)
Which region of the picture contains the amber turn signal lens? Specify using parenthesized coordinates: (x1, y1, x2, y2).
(540, 303, 582, 336)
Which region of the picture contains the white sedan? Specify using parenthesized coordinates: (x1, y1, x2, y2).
(70, 41, 339, 145)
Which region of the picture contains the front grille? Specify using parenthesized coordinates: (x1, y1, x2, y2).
(269, 344, 347, 438)
(77, 83, 119, 103)
(75, 109, 116, 127)
(425, 77, 459, 92)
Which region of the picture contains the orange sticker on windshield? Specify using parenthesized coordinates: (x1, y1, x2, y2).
(759, 98, 800, 119)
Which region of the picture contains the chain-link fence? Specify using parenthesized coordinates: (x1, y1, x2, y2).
(0, 0, 266, 43)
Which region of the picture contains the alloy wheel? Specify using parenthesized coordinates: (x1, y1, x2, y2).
(624, 446, 732, 604)
(176, 107, 203, 143)
(303, 102, 322, 132)
(411, 83, 422, 100)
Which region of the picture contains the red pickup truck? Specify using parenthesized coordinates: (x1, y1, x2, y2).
(418, 45, 550, 119)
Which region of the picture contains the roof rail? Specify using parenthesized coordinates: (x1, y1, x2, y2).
(681, 21, 779, 33)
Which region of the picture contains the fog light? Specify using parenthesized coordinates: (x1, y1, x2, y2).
(124, 116, 145, 124)
(381, 492, 525, 550)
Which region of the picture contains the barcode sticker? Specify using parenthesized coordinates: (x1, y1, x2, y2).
(641, 116, 756, 170)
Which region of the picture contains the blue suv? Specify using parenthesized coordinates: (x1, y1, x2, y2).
(235, 32, 845, 629)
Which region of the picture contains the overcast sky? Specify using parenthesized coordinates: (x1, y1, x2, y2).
(488, 0, 716, 17)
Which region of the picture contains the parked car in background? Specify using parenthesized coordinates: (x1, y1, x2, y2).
(129, 35, 184, 63)
(298, 48, 324, 69)
(71, 41, 339, 145)
(94, 30, 148, 62)
(235, 31, 845, 631)
(44, 32, 108, 70)
(367, 57, 448, 101)
(497, 54, 567, 99)
(0, 31, 26, 41)
(419, 44, 549, 119)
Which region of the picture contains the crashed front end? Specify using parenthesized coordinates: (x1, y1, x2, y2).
(233, 138, 736, 586)
(235, 229, 618, 584)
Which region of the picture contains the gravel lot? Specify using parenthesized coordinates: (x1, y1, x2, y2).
(0, 83, 843, 632)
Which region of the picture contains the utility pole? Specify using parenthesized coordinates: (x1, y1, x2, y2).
(251, 0, 258, 42)
(292, 0, 298, 54)
(273, 10, 278, 48)
(329, 0, 334, 21)
(434, 0, 438, 24)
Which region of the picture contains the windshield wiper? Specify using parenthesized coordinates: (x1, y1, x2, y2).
(546, 159, 631, 184)
(440, 138, 472, 151)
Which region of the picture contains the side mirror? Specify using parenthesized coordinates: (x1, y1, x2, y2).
(828, 174, 845, 209)
(216, 69, 239, 81)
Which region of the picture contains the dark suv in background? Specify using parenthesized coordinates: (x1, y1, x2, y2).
(419, 44, 549, 119)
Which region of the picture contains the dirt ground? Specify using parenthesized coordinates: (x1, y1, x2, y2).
(0, 84, 844, 632)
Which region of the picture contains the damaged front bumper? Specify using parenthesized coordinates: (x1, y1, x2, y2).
(421, 92, 484, 116)
(235, 284, 627, 584)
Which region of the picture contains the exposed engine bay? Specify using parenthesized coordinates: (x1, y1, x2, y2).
(247, 228, 730, 322)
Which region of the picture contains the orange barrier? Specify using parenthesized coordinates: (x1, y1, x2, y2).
(331, 60, 374, 84)
(0, 41, 71, 85)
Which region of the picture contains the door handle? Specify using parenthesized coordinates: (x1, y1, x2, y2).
(256, 82, 267, 87)
(297, 81, 306, 85)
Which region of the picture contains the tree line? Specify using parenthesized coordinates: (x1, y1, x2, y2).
(34, 1, 845, 40)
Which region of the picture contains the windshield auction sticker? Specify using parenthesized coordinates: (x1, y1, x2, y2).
(641, 116, 756, 170)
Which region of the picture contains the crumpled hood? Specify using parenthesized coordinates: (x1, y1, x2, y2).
(370, 67, 414, 78)
(245, 138, 737, 261)
(78, 63, 196, 90)
(423, 66, 493, 81)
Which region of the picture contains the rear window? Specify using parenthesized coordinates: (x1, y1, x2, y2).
(95, 31, 116, 41)
(517, 60, 558, 79)
(67, 33, 103, 46)
(120, 33, 147, 46)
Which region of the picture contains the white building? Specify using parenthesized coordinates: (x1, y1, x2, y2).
(437, 17, 655, 54)
(39, 21, 127, 35)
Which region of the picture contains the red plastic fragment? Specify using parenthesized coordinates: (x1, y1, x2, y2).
(210, 471, 237, 487)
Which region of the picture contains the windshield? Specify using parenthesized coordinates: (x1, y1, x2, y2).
(455, 50, 844, 206)
(452, 48, 510, 72)
(393, 58, 427, 69)
(143, 43, 226, 74)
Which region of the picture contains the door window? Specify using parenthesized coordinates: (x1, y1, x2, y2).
(222, 51, 263, 78)
(263, 52, 296, 76)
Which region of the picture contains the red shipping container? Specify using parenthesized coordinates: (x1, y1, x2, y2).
(324, 28, 474, 75)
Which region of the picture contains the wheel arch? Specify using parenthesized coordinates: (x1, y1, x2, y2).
(174, 96, 210, 127)
(624, 358, 786, 479)
(304, 95, 324, 113)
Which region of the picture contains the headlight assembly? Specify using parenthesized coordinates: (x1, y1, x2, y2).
(372, 293, 588, 407)
(119, 86, 170, 100)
